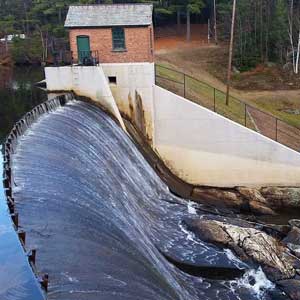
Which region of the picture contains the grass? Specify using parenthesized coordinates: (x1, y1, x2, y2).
(155, 46, 300, 130)
(155, 64, 184, 84)
(156, 63, 257, 130)
(250, 98, 300, 128)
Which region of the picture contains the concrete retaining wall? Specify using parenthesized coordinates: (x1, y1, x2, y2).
(45, 65, 300, 187)
(44, 66, 125, 130)
(101, 63, 155, 143)
(153, 86, 300, 187)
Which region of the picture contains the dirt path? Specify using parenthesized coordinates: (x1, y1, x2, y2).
(156, 46, 300, 102)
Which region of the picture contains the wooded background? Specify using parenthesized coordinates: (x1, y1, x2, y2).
(1, 0, 300, 74)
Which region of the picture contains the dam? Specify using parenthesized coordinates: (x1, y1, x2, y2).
(7, 97, 286, 300)
(2, 3, 300, 300)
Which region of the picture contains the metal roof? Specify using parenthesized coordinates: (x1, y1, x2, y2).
(65, 4, 153, 28)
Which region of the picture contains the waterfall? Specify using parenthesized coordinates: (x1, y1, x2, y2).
(10, 97, 283, 300)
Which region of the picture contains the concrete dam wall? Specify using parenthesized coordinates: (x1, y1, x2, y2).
(44, 64, 300, 187)
(153, 86, 300, 187)
(11, 98, 287, 300)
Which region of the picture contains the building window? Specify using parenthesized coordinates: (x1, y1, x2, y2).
(112, 27, 126, 51)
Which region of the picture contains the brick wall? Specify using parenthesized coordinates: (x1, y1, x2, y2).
(69, 26, 154, 63)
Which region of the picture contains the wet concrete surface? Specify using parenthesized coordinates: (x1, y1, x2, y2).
(11, 100, 288, 300)
(0, 146, 45, 300)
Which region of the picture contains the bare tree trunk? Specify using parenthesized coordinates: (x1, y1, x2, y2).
(295, 30, 300, 74)
(186, 8, 191, 42)
(260, 1, 264, 62)
(4, 36, 8, 53)
(37, 26, 46, 63)
(225, 0, 237, 106)
(23, 1, 29, 35)
(208, 18, 210, 43)
(214, 0, 218, 44)
(265, 3, 270, 62)
(177, 9, 181, 34)
(288, 0, 296, 73)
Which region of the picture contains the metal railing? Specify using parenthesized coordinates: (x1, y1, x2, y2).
(51, 50, 99, 66)
(155, 64, 300, 152)
(77, 50, 99, 66)
(52, 50, 73, 66)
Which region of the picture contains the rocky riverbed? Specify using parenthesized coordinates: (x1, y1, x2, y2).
(126, 116, 300, 299)
(184, 212, 300, 300)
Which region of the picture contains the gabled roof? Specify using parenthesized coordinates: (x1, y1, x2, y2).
(65, 4, 153, 28)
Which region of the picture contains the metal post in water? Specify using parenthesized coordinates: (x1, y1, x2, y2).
(11, 213, 19, 228)
(40, 274, 49, 292)
(18, 230, 26, 245)
(28, 249, 37, 265)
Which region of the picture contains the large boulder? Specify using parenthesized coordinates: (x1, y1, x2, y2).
(283, 227, 300, 245)
(289, 219, 300, 228)
(191, 187, 276, 215)
(191, 186, 300, 216)
(277, 280, 300, 300)
(260, 187, 300, 208)
(237, 187, 266, 204)
(283, 227, 300, 260)
(187, 219, 298, 281)
(237, 187, 276, 215)
(191, 188, 245, 210)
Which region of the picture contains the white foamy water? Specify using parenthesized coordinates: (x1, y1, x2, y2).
(187, 202, 197, 215)
(230, 267, 275, 298)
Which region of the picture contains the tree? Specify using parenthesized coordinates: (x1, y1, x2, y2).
(288, 0, 300, 74)
(0, 16, 16, 52)
(225, 0, 236, 106)
(186, 0, 204, 41)
(213, 0, 217, 44)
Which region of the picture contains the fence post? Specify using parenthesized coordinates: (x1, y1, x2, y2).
(183, 74, 186, 98)
(213, 88, 216, 112)
(276, 118, 278, 141)
(244, 104, 247, 126)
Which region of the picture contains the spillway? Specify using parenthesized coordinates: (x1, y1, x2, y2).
(11, 99, 286, 300)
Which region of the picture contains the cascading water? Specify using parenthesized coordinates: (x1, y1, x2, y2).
(11, 99, 287, 300)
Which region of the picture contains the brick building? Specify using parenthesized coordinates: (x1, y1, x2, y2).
(65, 4, 154, 64)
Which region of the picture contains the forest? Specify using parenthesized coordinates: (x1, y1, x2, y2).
(0, 0, 300, 73)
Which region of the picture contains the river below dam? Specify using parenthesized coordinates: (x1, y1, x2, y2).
(0, 67, 297, 300)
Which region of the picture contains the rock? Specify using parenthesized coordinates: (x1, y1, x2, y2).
(277, 280, 300, 300)
(289, 219, 300, 229)
(262, 224, 291, 239)
(191, 188, 245, 210)
(188, 219, 297, 281)
(237, 187, 267, 204)
(260, 187, 300, 209)
(283, 227, 300, 245)
(236, 187, 276, 215)
(283, 227, 300, 259)
(184, 219, 232, 246)
(287, 243, 300, 259)
(249, 200, 276, 216)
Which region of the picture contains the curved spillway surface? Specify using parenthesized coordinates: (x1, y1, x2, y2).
(12, 100, 285, 300)
(0, 147, 44, 300)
